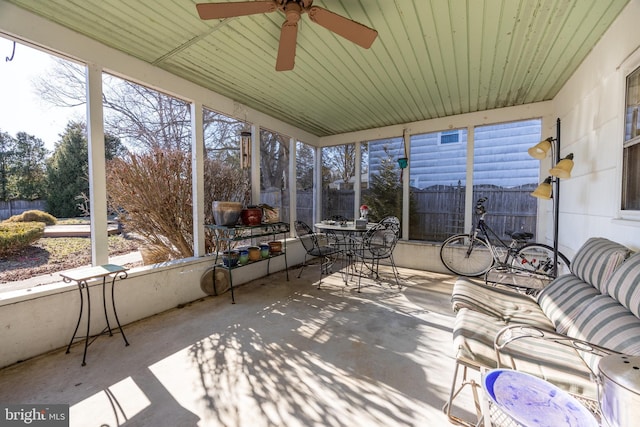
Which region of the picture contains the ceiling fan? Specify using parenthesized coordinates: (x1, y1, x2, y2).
(196, 0, 378, 71)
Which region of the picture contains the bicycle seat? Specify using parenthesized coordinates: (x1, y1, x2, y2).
(508, 231, 534, 241)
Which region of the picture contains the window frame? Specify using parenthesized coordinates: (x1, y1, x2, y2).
(619, 51, 640, 221)
(622, 65, 640, 212)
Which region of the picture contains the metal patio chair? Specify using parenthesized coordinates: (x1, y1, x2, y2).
(294, 221, 343, 288)
(351, 221, 401, 292)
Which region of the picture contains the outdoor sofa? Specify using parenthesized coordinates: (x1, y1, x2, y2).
(444, 237, 640, 426)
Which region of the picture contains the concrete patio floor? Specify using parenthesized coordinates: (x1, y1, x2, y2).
(0, 265, 477, 427)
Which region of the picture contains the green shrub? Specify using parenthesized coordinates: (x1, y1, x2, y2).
(4, 210, 57, 226)
(0, 222, 45, 256)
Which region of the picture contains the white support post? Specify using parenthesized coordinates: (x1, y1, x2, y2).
(402, 130, 410, 240)
(191, 102, 206, 257)
(315, 146, 322, 223)
(86, 63, 108, 266)
(251, 125, 260, 205)
(354, 142, 362, 220)
(464, 126, 475, 234)
(289, 136, 297, 237)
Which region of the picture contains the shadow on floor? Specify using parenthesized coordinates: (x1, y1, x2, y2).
(0, 265, 477, 427)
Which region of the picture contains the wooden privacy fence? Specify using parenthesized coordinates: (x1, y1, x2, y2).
(0, 200, 47, 221)
(409, 184, 538, 242)
(297, 184, 538, 242)
(323, 189, 354, 221)
(295, 191, 314, 226)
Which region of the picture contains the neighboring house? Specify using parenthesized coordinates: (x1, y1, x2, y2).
(368, 119, 542, 189)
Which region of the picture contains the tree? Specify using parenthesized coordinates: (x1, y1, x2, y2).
(11, 132, 48, 200)
(323, 144, 356, 186)
(46, 122, 89, 217)
(35, 59, 191, 152)
(260, 129, 289, 190)
(362, 147, 414, 223)
(204, 109, 245, 163)
(46, 121, 124, 217)
(296, 142, 314, 190)
(0, 130, 48, 201)
(0, 131, 15, 201)
(102, 80, 191, 152)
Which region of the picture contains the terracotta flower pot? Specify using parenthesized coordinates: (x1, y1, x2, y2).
(248, 246, 261, 261)
(268, 241, 282, 255)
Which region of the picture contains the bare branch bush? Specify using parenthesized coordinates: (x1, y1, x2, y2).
(107, 149, 193, 259)
(107, 149, 248, 258)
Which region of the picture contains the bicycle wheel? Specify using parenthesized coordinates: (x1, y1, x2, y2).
(512, 243, 571, 277)
(440, 234, 494, 276)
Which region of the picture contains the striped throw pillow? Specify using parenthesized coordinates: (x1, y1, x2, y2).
(538, 274, 601, 334)
(570, 238, 630, 292)
(604, 251, 640, 318)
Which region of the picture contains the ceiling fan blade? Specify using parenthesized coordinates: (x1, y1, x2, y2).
(308, 6, 378, 49)
(196, 1, 276, 20)
(276, 20, 298, 71)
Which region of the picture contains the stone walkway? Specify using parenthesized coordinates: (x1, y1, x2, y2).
(43, 223, 121, 237)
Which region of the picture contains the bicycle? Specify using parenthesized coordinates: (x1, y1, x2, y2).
(439, 197, 570, 278)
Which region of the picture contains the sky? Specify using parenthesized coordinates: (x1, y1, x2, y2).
(0, 36, 84, 152)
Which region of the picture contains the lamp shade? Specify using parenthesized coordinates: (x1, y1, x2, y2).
(550, 153, 574, 179)
(528, 138, 552, 159)
(531, 177, 553, 199)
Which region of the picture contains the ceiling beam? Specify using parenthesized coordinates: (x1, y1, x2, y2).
(318, 101, 554, 147)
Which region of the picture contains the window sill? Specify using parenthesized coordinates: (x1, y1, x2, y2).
(612, 216, 640, 227)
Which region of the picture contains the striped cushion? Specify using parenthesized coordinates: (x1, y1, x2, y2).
(604, 251, 640, 318)
(452, 277, 554, 329)
(566, 294, 640, 374)
(453, 308, 504, 369)
(537, 275, 601, 334)
(453, 308, 597, 398)
(570, 237, 630, 292)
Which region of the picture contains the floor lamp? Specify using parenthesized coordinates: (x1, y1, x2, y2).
(528, 118, 574, 276)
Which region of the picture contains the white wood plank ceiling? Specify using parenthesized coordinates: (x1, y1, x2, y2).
(2, 0, 631, 137)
